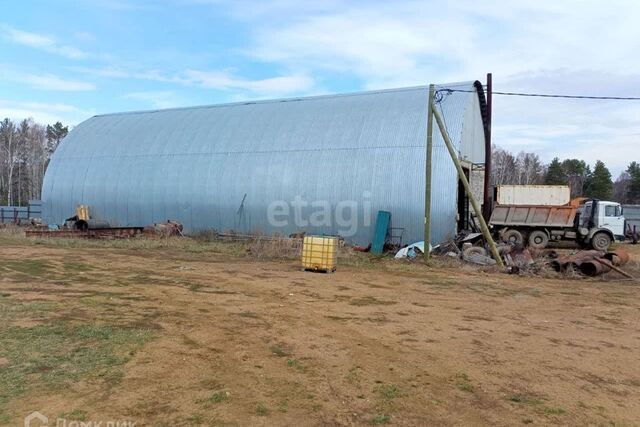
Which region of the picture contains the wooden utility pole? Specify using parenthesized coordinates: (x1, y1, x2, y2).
(431, 98, 504, 268)
(424, 84, 435, 261)
(482, 73, 493, 220)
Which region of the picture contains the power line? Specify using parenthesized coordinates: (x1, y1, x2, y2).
(437, 88, 640, 101)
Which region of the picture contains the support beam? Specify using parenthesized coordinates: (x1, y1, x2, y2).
(424, 84, 435, 261)
(431, 98, 504, 268)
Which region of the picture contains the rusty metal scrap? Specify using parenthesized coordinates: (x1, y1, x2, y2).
(549, 249, 631, 277)
(26, 227, 144, 239)
(603, 250, 630, 266)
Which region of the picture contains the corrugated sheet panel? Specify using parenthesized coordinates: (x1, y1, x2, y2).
(42, 83, 484, 246)
(623, 205, 640, 231)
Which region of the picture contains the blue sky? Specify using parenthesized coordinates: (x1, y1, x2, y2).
(1, 0, 639, 175)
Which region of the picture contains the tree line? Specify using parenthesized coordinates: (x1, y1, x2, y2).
(0, 117, 68, 206)
(491, 146, 640, 203)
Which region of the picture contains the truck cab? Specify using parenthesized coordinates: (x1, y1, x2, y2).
(580, 200, 625, 250)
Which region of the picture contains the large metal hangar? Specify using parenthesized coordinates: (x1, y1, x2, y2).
(42, 81, 488, 246)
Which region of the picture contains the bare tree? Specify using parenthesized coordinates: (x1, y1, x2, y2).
(491, 147, 517, 186)
(491, 147, 545, 186)
(0, 118, 18, 205)
(0, 117, 63, 206)
(515, 151, 545, 185)
(614, 172, 631, 204)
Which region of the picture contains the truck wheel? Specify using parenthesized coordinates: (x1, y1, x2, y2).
(528, 230, 549, 249)
(591, 232, 612, 251)
(502, 229, 524, 245)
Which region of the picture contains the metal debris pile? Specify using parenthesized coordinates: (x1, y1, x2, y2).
(143, 220, 184, 237)
(394, 233, 634, 279)
(548, 249, 632, 278)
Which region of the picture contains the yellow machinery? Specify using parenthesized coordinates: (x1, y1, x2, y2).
(301, 235, 338, 272)
(76, 205, 89, 221)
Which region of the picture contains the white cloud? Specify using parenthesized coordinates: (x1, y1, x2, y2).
(0, 99, 94, 124)
(123, 91, 183, 109)
(1, 24, 89, 59)
(183, 69, 314, 96)
(1, 70, 96, 91)
(72, 65, 315, 97)
(236, 0, 640, 88)
(74, 31, 96, 43)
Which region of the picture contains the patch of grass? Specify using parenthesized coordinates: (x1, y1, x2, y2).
(326, 315, 357, 321)
(371, 414, 391, 425)
(237, 311, 259, 318)
(196, 391, 229, 405)
(277, 398, 289, 413)
(542, 406, 566, 415)
(0, 321, 154, 412)
(453, 373, 474, 393)
(286, 358, 307, 373)
(0, 299, 59, 321)
(185, 413, 204, 425)
(0, 259, 52, 276)
(270, 344, 290, 357)
(376, 384, 402, 400)
(63, 262, 93, 272)
(188, 283, 204, 292)
(59, 409, 88, 421)
(346, 365, 362, 385)
(350, 296, 397, 306)
(256, 403, 270, 416)
(509, 394, 544, 405)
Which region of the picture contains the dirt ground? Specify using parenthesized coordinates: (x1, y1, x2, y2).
(1, 235, 639, 426)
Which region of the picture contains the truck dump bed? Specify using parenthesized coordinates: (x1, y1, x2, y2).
(490, 205, 577, 228)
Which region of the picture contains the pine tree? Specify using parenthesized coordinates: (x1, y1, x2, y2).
(626, 161, 640, 203)
(585, 160, 612, 200)
(544, 157, 566, 185)
(46, 122, 68, 154)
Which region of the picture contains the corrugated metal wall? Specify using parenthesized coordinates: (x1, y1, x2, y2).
(42, 83, 484, 246)
(623, 205, 640, 232)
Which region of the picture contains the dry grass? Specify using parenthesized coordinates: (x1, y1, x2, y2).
(0, 227, 375, 268)
(0, 233, 639, 425)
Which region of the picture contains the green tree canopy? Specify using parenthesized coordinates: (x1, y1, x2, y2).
(46, 121, 68, 154)
(626, 161, 640, 203)
(544, 157, 566, 185)
(585, 160, 612, 200)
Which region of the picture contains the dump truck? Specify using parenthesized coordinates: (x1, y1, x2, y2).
(489, 186, 624, 251)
